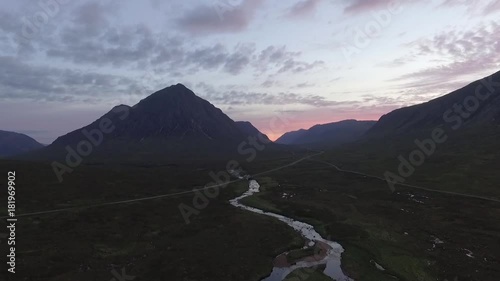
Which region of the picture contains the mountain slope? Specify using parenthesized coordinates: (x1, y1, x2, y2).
(235, 121, 271, 143)
(367, 70, 500, 137)
(53, 84, 245, 146)
(276, 120, 376, 146)
(320, 70, 500, 198)
(275, 129, 308, 145)
(0, 130, 44, 157)
(29, 84, 260, 162)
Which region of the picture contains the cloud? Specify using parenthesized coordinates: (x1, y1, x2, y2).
(47, 24, 159, 67)
(72, 1, 112, 36)
(45, 20, 321, 77)
(255, 45, 325, 74)
(296, 82, 314, 88)
(0, 10, 19, 34)
(184, 43, 257, 75)
(0, 56, 137, 103)
(191, 82, 348, 108)
(176, 0, 263, 34)
(440, 0, 500, 15)
(286, 0, 322, 18)
(484, 0, 500, 14)
(223, 44, 256, 74)
(261, 80, 277, 88)
(343, 0, 403, 14)
(201, 90, 344, 107)
(397, 21, 500, 79)
(277, 59, 325, 74)
(388, 21, 500, 100)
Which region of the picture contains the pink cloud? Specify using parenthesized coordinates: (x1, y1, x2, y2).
(344, 0, 403, 14)
(177, 0, 264, 34)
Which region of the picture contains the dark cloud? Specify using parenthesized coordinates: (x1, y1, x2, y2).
(176, 0, 263, 34)
(255, 46, 324, 74)
(0, 0, 323, 85)
(286, 0, 322, 18)
(72, 1, 112, 36)
(296, 82, 314, 88)
(0, 10, 19, 33)
(278, 59, 325, 74)
(223, 44, 256, 74)
(194, 82, 337, 108)
(343, 0, 400, 14)
(0, 56, 137, 103)
(261, 80, 277, 88)
(183, 43, 256, 75)
(200, 89, 343, 107)
(258, 46, 300, 65)
(45, 19, 321, 76)
(47, 24, 159, 67)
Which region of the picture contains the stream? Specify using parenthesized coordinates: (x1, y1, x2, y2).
(229, 177, 353, 281)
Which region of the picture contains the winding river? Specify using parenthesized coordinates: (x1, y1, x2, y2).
(229, 178, 353, 281)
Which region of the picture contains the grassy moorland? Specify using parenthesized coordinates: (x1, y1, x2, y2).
(320, 125, 500, 199)
(0, 158, 306, 281)
(242, 159, 500, 281)
(1, 140, 499, 281)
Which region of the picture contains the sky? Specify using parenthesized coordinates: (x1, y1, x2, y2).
(1, 0, 500, 143)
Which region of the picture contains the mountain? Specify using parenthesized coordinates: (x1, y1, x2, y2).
(53, 84, 246, 146)
(321, 70, 500, 198)
(367, 70, 500, 137)
(235, 121, 271, 143)
(0, 130, 44, 157)
(275, 129, 308, 145)
(276, 120, 376, 146)
(29, 84, 265, 163)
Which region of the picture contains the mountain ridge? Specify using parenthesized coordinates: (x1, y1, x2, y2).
(26, 84, 270, 162)
(367, 70, 500, 137)
(0, 130, 44, 157)
(276, 119, 376, 146)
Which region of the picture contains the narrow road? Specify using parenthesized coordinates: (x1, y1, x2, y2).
(310, 159, 500, 204)
(0, 151, 324, 219)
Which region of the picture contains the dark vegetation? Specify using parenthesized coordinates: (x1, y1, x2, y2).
(0, 158, 304, 281)
(2, 71, 500, 281)
(242, 159, 500, 281)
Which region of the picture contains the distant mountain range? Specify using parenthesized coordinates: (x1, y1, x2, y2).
(0, 130, 44, 157)
(276, 120, 376, 146)
(11, 69, 500, 162)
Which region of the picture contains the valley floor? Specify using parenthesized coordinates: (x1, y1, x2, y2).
(243, 157, 500, 281)
(1, 152, 499, 281)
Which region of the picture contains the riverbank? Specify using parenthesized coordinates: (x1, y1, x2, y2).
(241, 158, 500, 281)
(230, 178, 352, 281)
